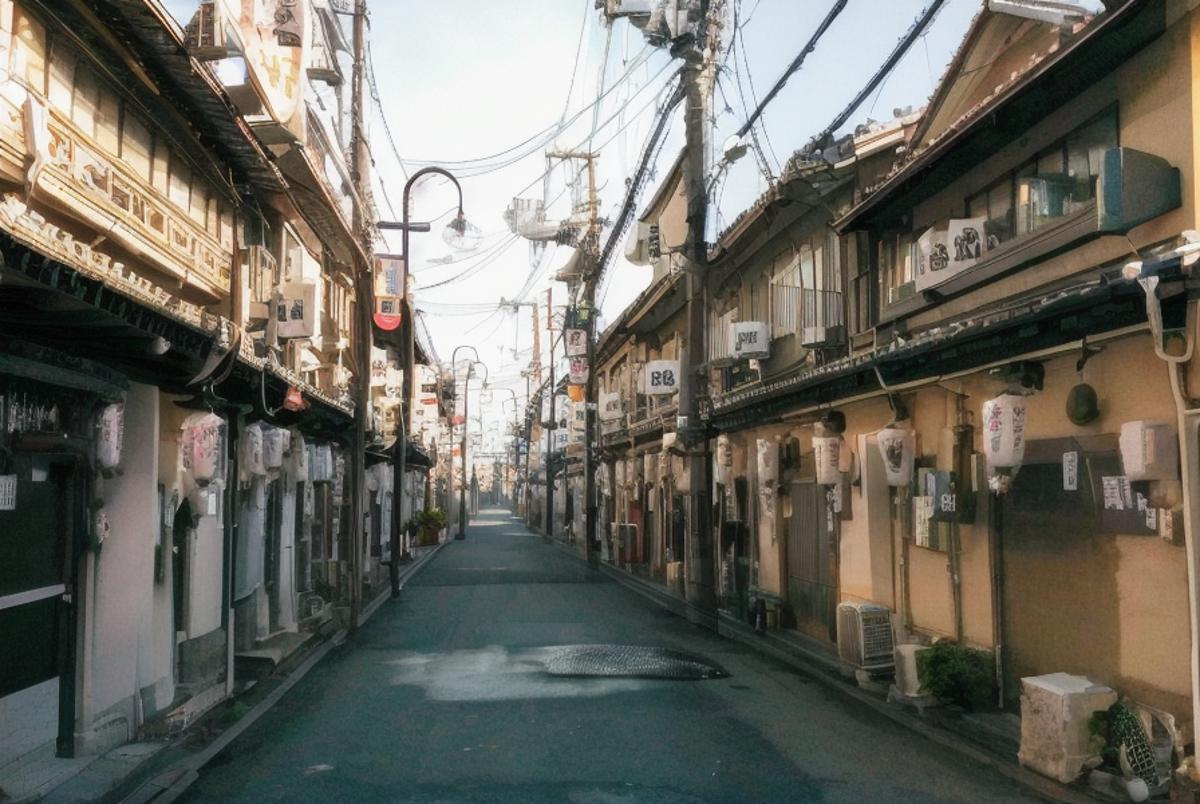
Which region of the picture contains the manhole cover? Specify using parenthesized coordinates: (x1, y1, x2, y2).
(540, 645, 728, 680)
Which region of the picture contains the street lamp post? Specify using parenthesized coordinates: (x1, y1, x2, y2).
(377, 167, 468, 597)
(450, 345, 480, 539)
(486, 384, 520, 511)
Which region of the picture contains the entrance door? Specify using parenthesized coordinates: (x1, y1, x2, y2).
(0, 453, 79, 763)
(786, 480, 837, 643)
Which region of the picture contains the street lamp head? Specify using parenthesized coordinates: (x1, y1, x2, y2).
(442, 210, 481, 252)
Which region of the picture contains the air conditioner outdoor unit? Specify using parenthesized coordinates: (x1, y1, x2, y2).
(836, 602, 895, 671)
(184, 0, 228, 60)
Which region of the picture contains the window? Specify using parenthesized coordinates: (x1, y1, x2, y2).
(48, 42, 75, 112)
(12, 8, 46, 94)
(70, 64, 99, 134)
(282, 227, 303, 280)
(968, 107, 1117, 242)
(168, 152, 190, 210)
(189, 180, 208, 227)
(152, 140, 170, 193)
(121, 112, 152, 180)
(880, 231, 913, 290)
(95, 85, 119, 154)
(967, 179, 1014, 249)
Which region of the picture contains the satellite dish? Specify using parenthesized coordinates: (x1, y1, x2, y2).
(442, 212, 483, 252)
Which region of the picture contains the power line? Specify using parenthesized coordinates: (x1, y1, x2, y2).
(559, 0, 591, 123)
(735, 0, 848, 139)
(806, 0, 946, 152)
(400, 46, 654, 175)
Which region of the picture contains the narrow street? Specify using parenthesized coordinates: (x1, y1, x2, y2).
(182, 509, 1034, 803)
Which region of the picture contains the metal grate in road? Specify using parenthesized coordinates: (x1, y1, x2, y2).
(540, 644, 729, 680)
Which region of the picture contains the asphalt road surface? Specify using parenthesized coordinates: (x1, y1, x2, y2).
(182, 508, 1037, 803)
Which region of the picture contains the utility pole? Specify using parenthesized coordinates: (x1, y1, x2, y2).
(591, 0, 722, 608)
(544, 287, 556, 540)
(677, 0, 721, 615)
(348, 0, 370, 629)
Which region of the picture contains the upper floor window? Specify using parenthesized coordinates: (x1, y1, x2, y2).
(12, 7, 46, 94)
(967, 106, 1117, 247)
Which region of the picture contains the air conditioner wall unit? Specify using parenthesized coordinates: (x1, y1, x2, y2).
(836, 602, 895, 671)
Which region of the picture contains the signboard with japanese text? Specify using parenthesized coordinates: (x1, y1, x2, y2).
(565, 328, 588, 357)
(643, 360, 680, 396)
(373, 254, 406, 331)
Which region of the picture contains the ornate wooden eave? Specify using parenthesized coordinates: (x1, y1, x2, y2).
(43, 0, 287, 197)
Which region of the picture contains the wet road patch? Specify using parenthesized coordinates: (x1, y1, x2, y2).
(538, 645, 728, 680)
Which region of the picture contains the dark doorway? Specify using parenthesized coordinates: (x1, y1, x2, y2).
(786, 480, 837, 643)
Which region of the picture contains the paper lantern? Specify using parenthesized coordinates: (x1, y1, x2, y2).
(644, 452, 656, 484)
(757, 438, 778, 486)
(756, 439, 778, 524)
(982, 394, 1027, 469)
(1120, 421, 1178, 482)
(241, 423, 265, 476)
(614, 459, 626, 489)
(673, 455, 690, 493)
(181, 412, 224, 485)
(310, 444, 333, 482)
(262, 426, 286, 469)
(289, 429, 308, 481)
(96, 402, 124, 471)
(876, 426, 915, 487)
(813, 435, 843, 486)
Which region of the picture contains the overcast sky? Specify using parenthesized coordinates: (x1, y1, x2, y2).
(162, 0, 1056, 442)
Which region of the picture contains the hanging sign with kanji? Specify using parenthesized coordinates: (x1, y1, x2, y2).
(565, 328, 587, 357)
(643, 360, 680, 396)
(568, 356, 589, 384)
(373, 254, 406, 331)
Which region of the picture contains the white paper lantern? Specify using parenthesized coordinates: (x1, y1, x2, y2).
(310, 444, 333, 482)
(614, 459, 626, 489)
(643, 452, 656, 484)
(672, 454, 690, 493)
(813, 435, 843, 486)
(1119, 420, 1178, 482)
(262, 426, 286, 469)
(876, 426, 915, 487)
(756, 438, 778, 524)
(756, 438, 778, 486)
(181, 412, 223, 485)
(982, 393, 1027, 469)
(289, 429, 308, 481)
(96, 402, 124, 470)
(241, 423, 265, 476)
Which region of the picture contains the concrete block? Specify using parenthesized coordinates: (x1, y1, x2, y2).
(1018, 672, 1116, 784)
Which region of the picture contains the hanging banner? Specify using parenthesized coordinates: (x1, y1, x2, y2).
(373, 254, 406, 331)
(370, 347, 389, 387)
(568, 356, 589, 384)
(643, 360, 680, 396)
(565, 328, 588, 357)
(599, 391, 622, 421)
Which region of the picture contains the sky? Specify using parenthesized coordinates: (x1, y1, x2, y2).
(365, 0, 985, 445)
(160, 0, 1064, 447)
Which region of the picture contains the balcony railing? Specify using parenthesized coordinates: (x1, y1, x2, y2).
(770, 284, 844, 344)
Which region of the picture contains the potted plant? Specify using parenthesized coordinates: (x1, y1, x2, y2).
(414, 508, 447, 545)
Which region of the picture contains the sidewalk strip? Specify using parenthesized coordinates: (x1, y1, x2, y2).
(118, 539, 450, 804)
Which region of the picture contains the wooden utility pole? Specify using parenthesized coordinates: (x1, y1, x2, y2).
(676, 0, 719, 615)
(543, 286, 555, 540)
(347, 0, 371, 629)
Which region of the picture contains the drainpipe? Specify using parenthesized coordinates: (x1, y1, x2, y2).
(1129, 264, 1200, 765)
(949, 391, 971, 644)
